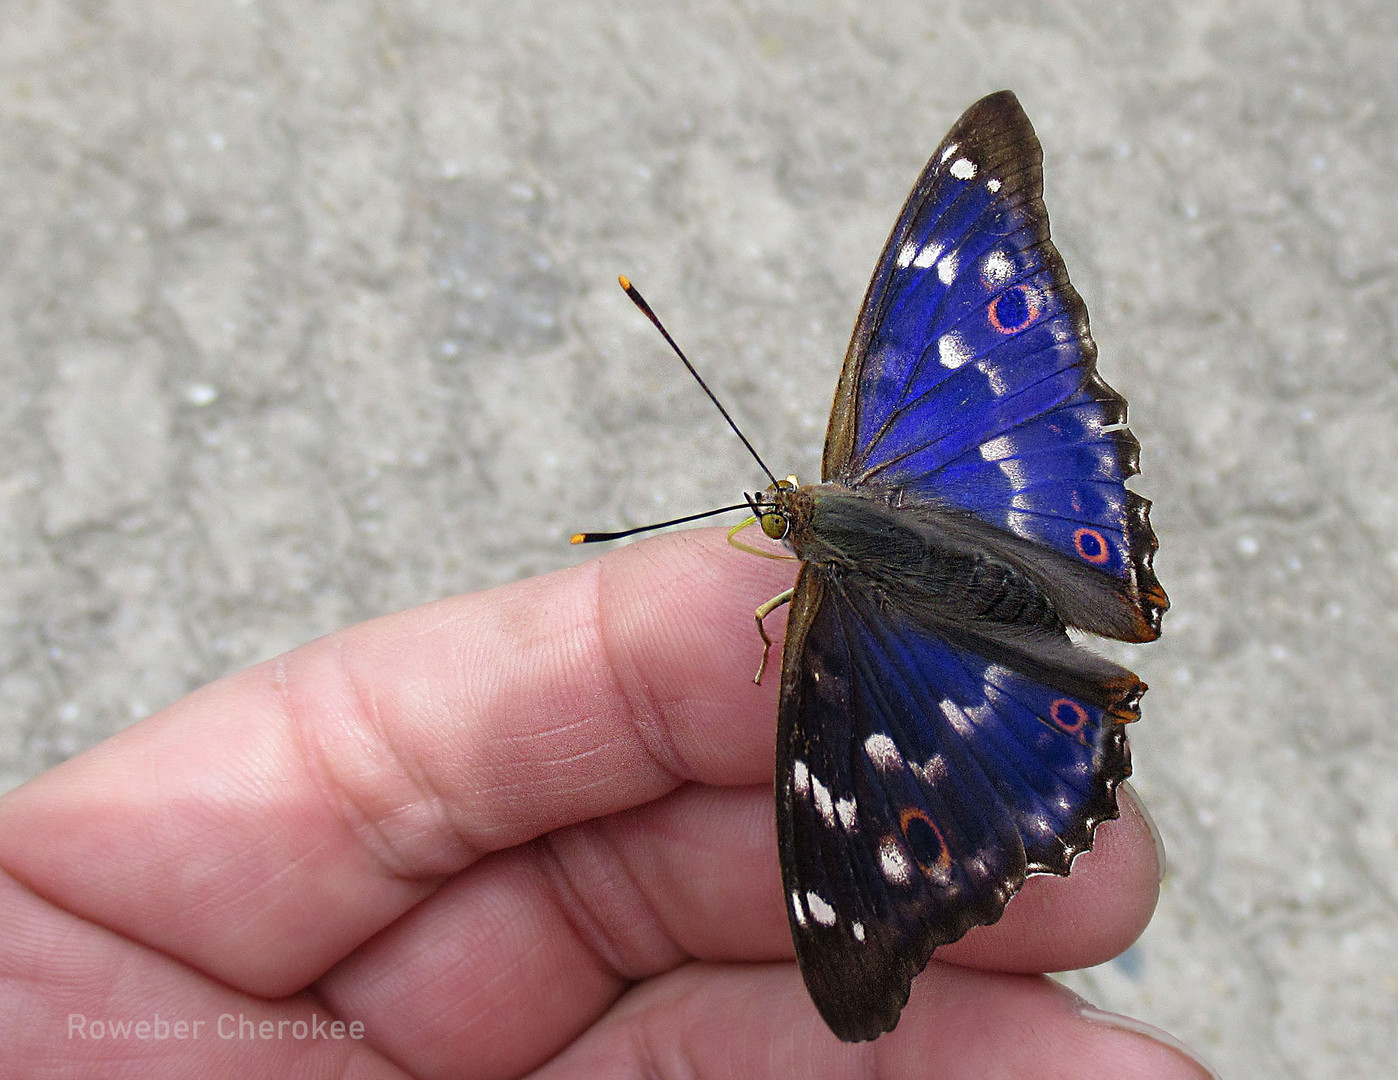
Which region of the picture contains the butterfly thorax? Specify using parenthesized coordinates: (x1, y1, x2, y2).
(772, 483, 1065, 634)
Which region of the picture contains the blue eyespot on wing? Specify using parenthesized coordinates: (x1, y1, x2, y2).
(777, 567, 1136, 1042)
(822, 91, 1166, 640)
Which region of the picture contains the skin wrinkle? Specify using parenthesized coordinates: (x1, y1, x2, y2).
(5, 876, 124, 997)
(305, 993, 387, 1080)
(136, 670, 401, 949)
(588, 552, 691, 790)
(538, 816, 686, 987)
(494, 715, 615, 773)
(534, 830, 638, 993)
(626, 970, 713, 1080)
(283, 634, 478, 885)
(471, 600, 654, 825)
(442, 640, 598, 851)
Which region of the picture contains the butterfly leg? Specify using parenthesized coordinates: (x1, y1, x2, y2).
(753, 588, 795, 684)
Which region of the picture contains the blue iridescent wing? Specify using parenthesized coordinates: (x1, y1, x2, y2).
(822, 91, 1166, 641)
(777, 566, 1139, 1041)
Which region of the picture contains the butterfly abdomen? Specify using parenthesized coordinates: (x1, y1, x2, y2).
(783, 484, 1064, 633)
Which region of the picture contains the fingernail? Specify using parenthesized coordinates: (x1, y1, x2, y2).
(1079, 1006, 1221, 1080)
(1119, 781, 1167, 883)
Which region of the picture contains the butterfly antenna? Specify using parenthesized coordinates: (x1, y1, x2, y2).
(570, 501, 753, 545)
(618, 276, 780, 488)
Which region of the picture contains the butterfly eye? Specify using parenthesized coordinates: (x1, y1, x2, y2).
(761, 512, 790, 541)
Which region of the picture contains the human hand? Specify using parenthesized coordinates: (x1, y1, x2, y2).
(0, 530, 1213, 1078)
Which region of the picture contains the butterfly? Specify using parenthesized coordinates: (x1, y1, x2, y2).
(737, 90, 1168, 1041)
(576, 89, 1167, 1042)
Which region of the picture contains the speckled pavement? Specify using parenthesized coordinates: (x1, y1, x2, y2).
(2, 3, 1394, 1077)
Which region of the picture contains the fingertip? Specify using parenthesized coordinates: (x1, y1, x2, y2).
(1118, 781, 1167, 883)
(1077, 1005, 1222, 1080)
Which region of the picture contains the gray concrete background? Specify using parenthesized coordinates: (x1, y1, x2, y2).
(2, 2, 1394, 1076)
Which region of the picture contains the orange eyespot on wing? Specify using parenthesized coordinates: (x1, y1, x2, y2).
(1072, 527, 1112, 565)
(1049, 697, 1090, 738)
(898, 807, 953, 876)
(986, 284, 1041, 334)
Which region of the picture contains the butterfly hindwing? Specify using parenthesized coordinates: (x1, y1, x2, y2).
(823, 91, 1165, 641)
(778, 563, 1136, 1042)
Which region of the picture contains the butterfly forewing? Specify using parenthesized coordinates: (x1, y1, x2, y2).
(822, 90, 1165, 638)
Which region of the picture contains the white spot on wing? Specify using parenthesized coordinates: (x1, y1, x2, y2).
(835, 796, 857, 830)
(983, 663, 1013, 685)
(997, 457, 1031, 488)
(918, 754, 948, 785)
(913, 238, 943, 269)
(811, 775, 835, 826)
(939, 698, 974, 736)
(981, 249, 1015, 286)
(964, 702, 996, 729)
(896, 240, 917, 269)
(979, 435, 1014, 461)
(985, 365, 1010, 397)
(940, 142, 959, 163)
(938, 332, 971, 369)
(852, 920, 866, 942)
(950, 157, 977, 180)
(879, 837, 913, 884)
(986, 177, 1002, 193)
(864, 733, 902, 771)
(792, 759, 809, 796)
(936, 251, 958, 285)
(1003, 510, 1037, 539)
(806, 891, 837, 927)
(791, 890, 807, 927)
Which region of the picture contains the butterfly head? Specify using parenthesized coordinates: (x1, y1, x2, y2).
(746, 474, 801, 542)
(738, 475, 828, 563)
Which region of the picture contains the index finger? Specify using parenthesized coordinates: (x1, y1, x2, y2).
(0, 529, 798, 995)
